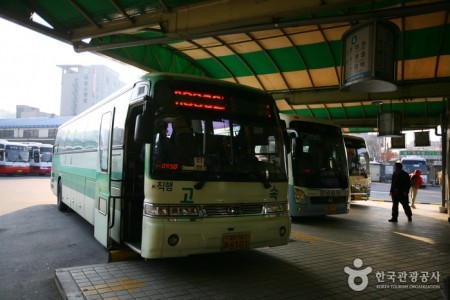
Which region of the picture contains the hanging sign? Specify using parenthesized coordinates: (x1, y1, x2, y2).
(378, 112, 402, 137)
(341, 19, 398, 92)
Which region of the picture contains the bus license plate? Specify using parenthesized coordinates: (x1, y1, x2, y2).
(17, 170, 22, 173)
(354, 195, 362, 200)
(222, 233, 250, 252)
(325, 205, 336, 215)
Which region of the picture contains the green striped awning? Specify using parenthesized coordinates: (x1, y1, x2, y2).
(0, 0, 448, 132)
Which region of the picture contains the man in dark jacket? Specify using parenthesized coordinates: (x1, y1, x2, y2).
(389, 162, 412, 222)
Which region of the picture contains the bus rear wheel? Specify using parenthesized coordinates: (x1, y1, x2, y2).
(57, 180, 68, 212)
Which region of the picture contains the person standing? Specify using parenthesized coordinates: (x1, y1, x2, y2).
(438, 170, 443, 189)
(389, 162, 413, 222)
(409, 169, 423, 209)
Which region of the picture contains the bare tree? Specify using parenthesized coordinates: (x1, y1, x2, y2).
(365, 134, 382, 162)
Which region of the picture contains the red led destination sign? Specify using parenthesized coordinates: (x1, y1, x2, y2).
(173, 90, 226, 111)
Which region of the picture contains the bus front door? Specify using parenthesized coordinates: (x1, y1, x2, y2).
(94, 110, 121, 248)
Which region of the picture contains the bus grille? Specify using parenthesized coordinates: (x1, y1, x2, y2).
(310, 196, 348, 205)
(202, 204, 263, 217)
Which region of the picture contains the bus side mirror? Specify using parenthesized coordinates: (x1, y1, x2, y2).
(283, 130, 291, 154)
(287, 129, 298, 138)
(134, 96, 154, 143)
(134, 114, 155, 143)
(285, 129, 298, 154)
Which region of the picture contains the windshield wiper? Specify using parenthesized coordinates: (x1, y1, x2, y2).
(254, 163, 271, 189)
(194, 181, 205, 190)
(329, 160, 348, 187)
(261, 179, 271, 189)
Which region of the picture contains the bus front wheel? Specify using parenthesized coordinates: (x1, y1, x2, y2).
(57, 180, 68, 212)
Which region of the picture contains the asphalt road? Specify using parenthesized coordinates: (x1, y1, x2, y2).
(0, 176, 109, 300)
(369, 181, 444, 205)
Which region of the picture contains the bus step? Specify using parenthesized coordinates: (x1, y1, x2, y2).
(108, 249, 141, 262)
(124, 241, 142, 255)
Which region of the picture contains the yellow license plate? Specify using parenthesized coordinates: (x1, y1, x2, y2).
(17, 170, 22, 173)
(222, 233, 250, 251)
(325, 205, 336, 215)
(354, 195, 362, 200)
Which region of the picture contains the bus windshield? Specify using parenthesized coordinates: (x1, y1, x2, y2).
(347, 145, 370, 178)
(402, 159, 427, 175)
(151, 116, 286, 182)
(40, 147, 53, 163)
(5, 145, 29, 163)
(344, 135, 371, 200)
(289, 121, 348, 189)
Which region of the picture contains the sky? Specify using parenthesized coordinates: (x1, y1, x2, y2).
(0, 17, 146, 116)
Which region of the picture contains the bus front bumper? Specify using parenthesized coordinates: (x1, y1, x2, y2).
(140, 214, 291, 259)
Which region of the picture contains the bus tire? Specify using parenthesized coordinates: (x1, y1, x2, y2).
(57, 180, 68, 212)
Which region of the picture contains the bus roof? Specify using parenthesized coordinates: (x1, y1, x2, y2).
(59, 72, 272, 130)
(140, 72, 268, 94)
(279, 113, 341, 128)
(343, 135, 368, 150)
(0, 140, 28, 147)
(22, 142, 53, 148)
(343, 135, 365, 142)
(401, 157, 426, 161)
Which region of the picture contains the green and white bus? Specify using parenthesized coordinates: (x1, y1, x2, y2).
(280, 114, 350, 217)
(51, 73, 291, 259)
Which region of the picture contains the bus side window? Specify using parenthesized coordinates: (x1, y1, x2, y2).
(73, 126, 85, 151)
(112, 89, 131, 147)
(99, 112, 112, 172)
(63, 127, 74, 152)
(53, 135, 60, 153)
(84, 113, 100, 150)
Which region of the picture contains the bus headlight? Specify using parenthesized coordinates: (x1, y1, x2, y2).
(144, 203, 200, 218)
(169, 206, 199, 216)
(264, 202, 287, 214)
(144, 204, 168, 217)
(294, 187, 306, 204)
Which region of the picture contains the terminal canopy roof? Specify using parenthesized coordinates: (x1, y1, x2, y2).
(1, 0, 449, 132)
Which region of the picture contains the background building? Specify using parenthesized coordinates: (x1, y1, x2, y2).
(58, 65, 124, 116)
(0, 116, 72, 144)
(16, 105, 52, 118)
(0, 64, 125, 145)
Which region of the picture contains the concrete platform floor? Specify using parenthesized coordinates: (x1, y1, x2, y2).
(56, 200, 450, 300)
